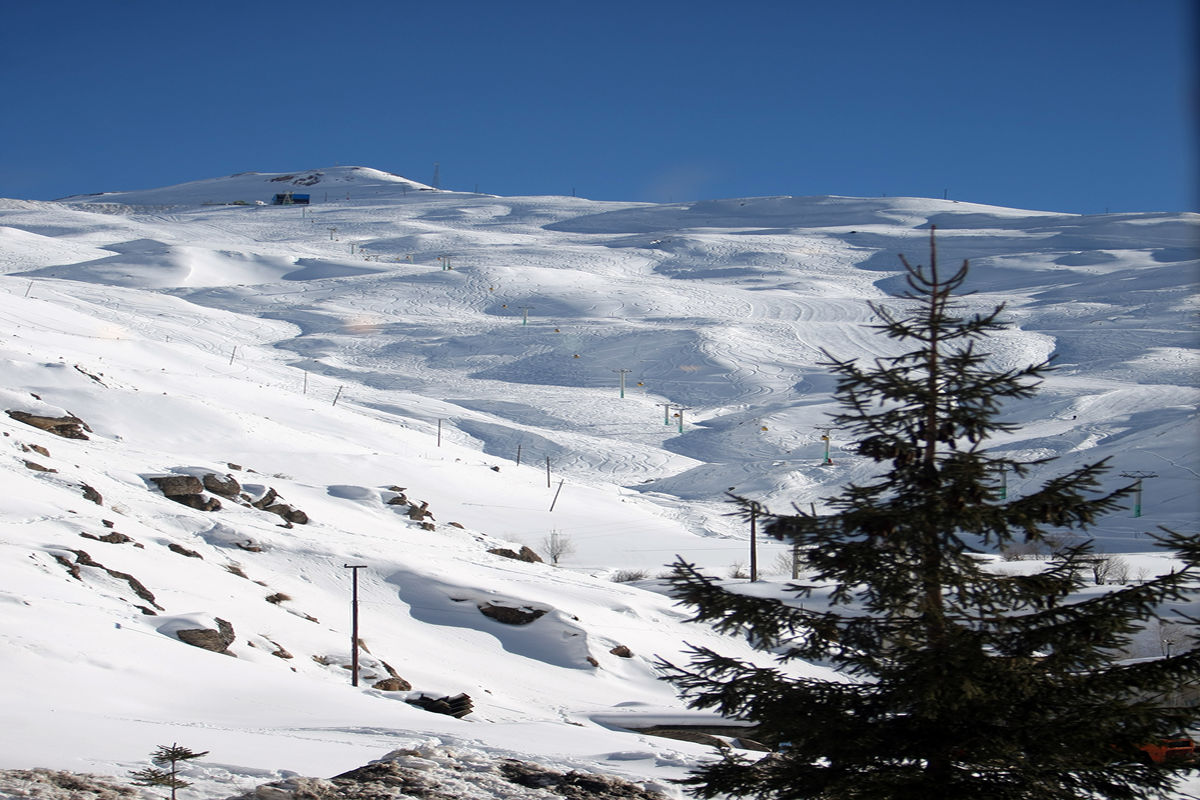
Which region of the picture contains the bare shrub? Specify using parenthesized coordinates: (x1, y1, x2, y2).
(611, 569, 649, 583)
(539, 532, 575, 565)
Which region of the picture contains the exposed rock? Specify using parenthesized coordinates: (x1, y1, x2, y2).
(477, 603, 547, 625)
(62, 549, 162, 610)
(80, 531, 134, 545)
(447, 521, 465, 529)
(609, 644, 634, 658)
(6, 410, 91, 439)
(175, 617, 236, 655)
(22, 459, 56, 472)
(487, 546, 544, 563)
(150, 474, 204, 496)
(371, 677, 412, 691)
(222, 745, 672, 800)
(73, 364, 106, 385)
(52, 553, 81, 580)
(80, 483, 102, 505)
(406, 501, 434, 521)
(24, 443, 51, 457)
(249, 487, 308, 524)
(144, 475, 220, 510)
(500, 760, 666, 800)
(263, 503, 308, 524)
(168, 542, 203, 558)
(171, 493, 222, 512)
(251, 487, 279, 509)
(0, 768, 137, 799)
(405, 692, 473, 718)
(202, 471, 242, 497)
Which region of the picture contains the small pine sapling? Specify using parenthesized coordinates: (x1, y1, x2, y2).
(128, 743, 209, 800)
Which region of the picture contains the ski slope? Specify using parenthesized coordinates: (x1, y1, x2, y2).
(0, 166, 1196, 797)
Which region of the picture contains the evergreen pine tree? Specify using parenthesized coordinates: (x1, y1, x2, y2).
(128, 743, 209, 800)
(659, 229, 1199, 800)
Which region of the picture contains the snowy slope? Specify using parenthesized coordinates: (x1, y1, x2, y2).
(0, 167, 1196, 797)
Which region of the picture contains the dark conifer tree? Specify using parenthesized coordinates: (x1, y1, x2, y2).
(659, 229, 1199, 800)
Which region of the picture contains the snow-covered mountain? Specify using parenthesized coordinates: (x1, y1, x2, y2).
(0, 166, 1196, 798)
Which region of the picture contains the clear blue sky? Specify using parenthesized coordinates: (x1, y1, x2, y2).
(3, 1, 1195, 213)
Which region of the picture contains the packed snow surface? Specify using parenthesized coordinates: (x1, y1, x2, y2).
(0, 166, 1196, 797)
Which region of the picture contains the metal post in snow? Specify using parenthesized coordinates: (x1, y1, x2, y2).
(516, 444, 522, 466)
(999, 465, 1008, 500)
(545, 456, 551, 488)
(549, 479, 565, 512)
(437, 419, 442, 447)
(343, 564, 366, 686)
(332, 385, 344, 406)
(749, 504, 758, 582)
(657, 403, 672, 425)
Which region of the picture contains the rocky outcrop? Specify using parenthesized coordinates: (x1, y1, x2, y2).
(175, 618, 235, 655)
(251, 487, 309, 525)
(0, 769, 136, 799)
(53, 549, 162, 611)
(477, 603, 547, 625)
(202, 472, 242, 497)
(223, 744, 672, 800)
(6, 410, 91, 440)
(149, 474, 220, 511)
(151, 475, 204, 496)
(487, 546, 543, 563)
(371, 677, 412, 691)
(80, 531, 134, 545)
(405, 693, 473, 718)
(168, 543, 203, 558)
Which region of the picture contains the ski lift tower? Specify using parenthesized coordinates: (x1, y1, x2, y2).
(817, 426, 835, 465)
(1119, 471, 1158, 518)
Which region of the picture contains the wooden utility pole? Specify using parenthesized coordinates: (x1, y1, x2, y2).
(343, 564, 366, 686)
